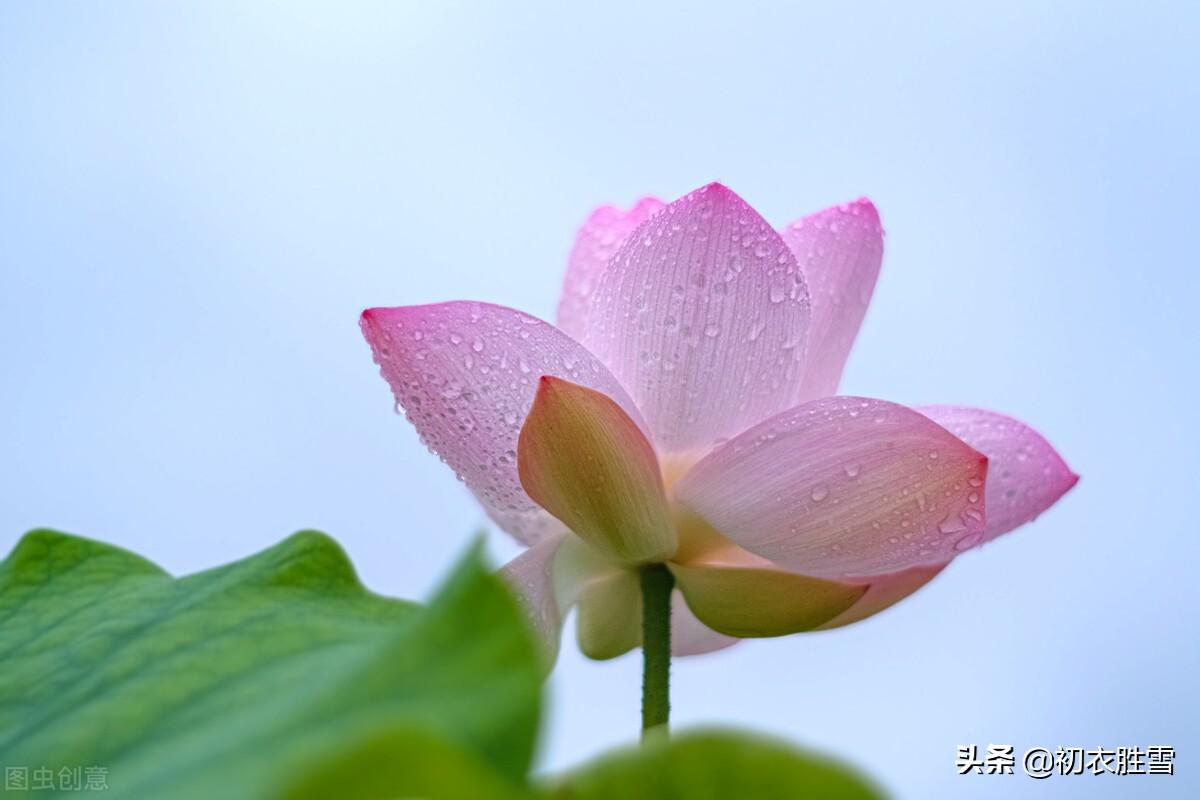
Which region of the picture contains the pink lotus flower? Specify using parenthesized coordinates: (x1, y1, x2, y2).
(361, 183, 1077, 661)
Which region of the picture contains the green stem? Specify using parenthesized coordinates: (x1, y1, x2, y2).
(640, 563, 674, 738)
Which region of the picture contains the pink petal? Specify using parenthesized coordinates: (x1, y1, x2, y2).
(780, 199, 885, 402)
(672, 592, 738, 656)
(580, 183, 812, 455)
(518, 377, 676, 565)
(499, 534, 566, 664)
(674, 396, 989, 579)
(361, 301, 646, 545)
(557, 197, 665, 340)
(815, 563, 945, 630)
(918, 406, 1078, 543)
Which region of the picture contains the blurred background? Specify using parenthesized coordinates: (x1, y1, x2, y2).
(2, 2, 1196, 797)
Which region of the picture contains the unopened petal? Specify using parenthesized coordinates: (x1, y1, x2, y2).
(557, 197, 665, 340)
(671, 547, 866, 637)
(360, 301, 645, 546)
(671, 592, 739, 656)
(557, 530, 738, 659)
(576, 580, 741, 659)
(780, 199, 885, 402)
(815, 563, 946, 630)
(919, 405, 1078, 543)
(675, 396, 989, 579)
(518, 377, 676, 564)
(580, 182, 812, 455)
(576, 568, 643, 660)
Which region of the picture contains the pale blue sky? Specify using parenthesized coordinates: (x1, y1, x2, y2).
(2, 2, 1197, 797)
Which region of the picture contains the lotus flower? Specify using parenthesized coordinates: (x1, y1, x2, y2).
(361, 183, 1076, 661)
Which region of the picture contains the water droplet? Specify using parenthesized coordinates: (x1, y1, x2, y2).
(811, 484, 829, 502)
(937, 515, 967, 535)
(704, 323, 721, 338)
(843, 463, 861, 478)
(471, 338, 484, 353)
(954, 532, 983, 551)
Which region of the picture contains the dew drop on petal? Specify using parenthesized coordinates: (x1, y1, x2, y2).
(954, 532, 983, 551)
(937, 515, 967, 535)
